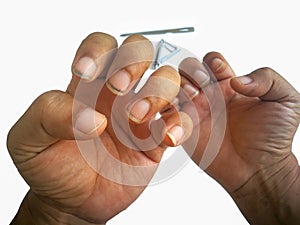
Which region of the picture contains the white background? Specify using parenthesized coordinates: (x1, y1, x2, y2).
(1, 1, 300, 224)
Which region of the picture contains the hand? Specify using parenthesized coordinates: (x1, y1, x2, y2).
(7, 33, 192, 225)
(179, 52, 300, 224)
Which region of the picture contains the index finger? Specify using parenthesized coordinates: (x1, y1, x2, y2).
(105, 35, 154, 96)
(71, 32, 118, 82)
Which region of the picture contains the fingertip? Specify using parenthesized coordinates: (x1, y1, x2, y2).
(127, 66, 181, 124)
(203, 51, 223, 63)
(165, 125, 185, 147)
(74, 108, 107, 138)
(122, 34, 150, 44)
(71, 32, 118, 82)
(233, 75, 254, 85)
(72, 56, 98, 82)
(163, 112, 193, 147)
(230, 75, 256, 97)
(231, 75, 253, 88)
(105, 35, 154, 95)
(203, 52, 235, 80)
(232, 67, 298, 101)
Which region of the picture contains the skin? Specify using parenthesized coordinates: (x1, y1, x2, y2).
(179, 53, 300, 224)
(7, 32, 300, 224)
(7, 33, 192, 225)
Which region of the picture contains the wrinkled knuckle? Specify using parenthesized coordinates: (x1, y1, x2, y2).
(6, 90, 64, 153)
(38, 90, 62, 104)
(37, 90, 65, 114)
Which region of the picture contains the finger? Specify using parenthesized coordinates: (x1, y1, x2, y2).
(162, 111, 193, 147)
(203, 52, 236, 81)
(127, 66, 181, 124)
(7, 91, 107, 163)
(140, 112, 193, 162)
(71, 32, 118, 82)
(106, 35, 154, 96)
(179, 57, 210, 88)
(230, 67, 300, 101)
(179, 76, 200, 103)
(181, 101, 201, 126)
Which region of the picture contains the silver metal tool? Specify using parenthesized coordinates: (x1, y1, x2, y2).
(153, 39, 181, 69)
(120, 26, 194, 37)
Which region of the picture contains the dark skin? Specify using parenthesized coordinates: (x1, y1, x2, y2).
(7, 32, 300, 224)
(180, 54, 300, 224)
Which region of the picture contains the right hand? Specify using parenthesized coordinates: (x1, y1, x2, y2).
(178, 52, 300, 224)
(7, 32, 192, 225)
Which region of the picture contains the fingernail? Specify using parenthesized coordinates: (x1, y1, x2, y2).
(73, 57, 97, 81)
(183, 83, 199, 99)
(128, 99, 151, 123)
(193, 70, 210, 87)
(236, 76, 253, 85)
(106, 70, 131, 95)
(75, 108, 106, 134)
(166, 125, 184, 146)
(211, 58, 225, 73)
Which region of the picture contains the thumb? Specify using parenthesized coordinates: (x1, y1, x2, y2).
(230, 67, 300, 101)
(7, 90, 107, 163)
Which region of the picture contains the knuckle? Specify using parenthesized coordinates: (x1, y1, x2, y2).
(37, 91, 74, 136)
(258, 67, 277, 78)
(37, 90, 63, 104)
(6, 90, 65, 154)
(36, 90, 65, 114)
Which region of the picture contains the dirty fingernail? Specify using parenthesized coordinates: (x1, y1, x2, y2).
(73, 57, 97, 81)
(166, 125, 184, 146)
(107, 70, 131, 95)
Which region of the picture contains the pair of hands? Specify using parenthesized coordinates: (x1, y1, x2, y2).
(7, 32, 300, 225)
